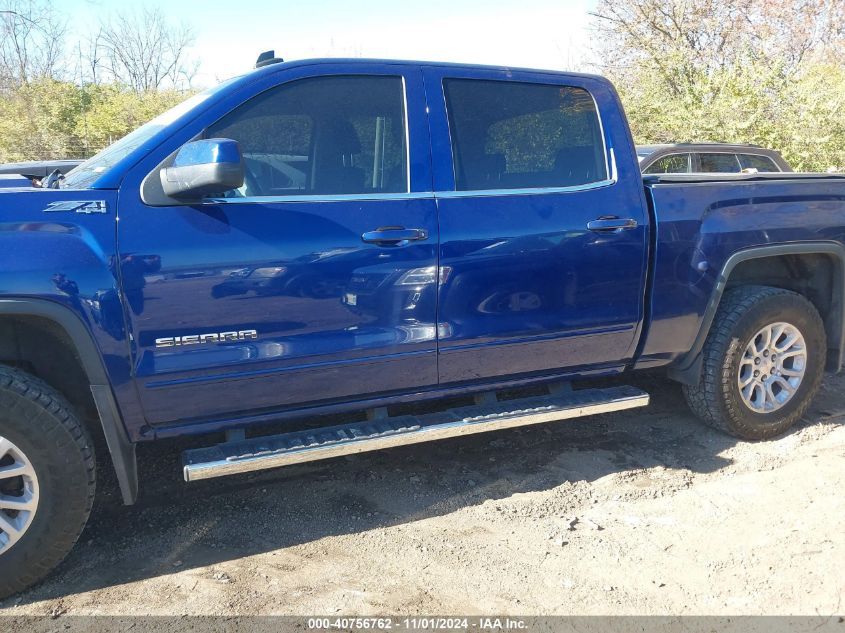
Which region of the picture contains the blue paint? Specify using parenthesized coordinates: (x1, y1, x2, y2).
(172, 138, 242, 167)
(1, 58, 843, 444)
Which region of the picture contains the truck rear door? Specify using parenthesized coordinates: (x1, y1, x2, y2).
(422, 66, 649, 383)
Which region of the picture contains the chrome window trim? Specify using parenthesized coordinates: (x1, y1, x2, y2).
(205, 191, 435, 204)
(437, 145, 617, 199)
(592, 90, 612, 183)
(434, 177, 616, 199)
(401, 75, 411, 193)
(204, 173, 618, 205)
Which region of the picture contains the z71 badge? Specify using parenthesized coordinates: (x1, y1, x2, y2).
(44, 200, 107, 214)
(155, 329, 258, 348)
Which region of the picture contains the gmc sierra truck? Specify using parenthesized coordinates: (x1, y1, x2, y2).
(1, 57, 844, 597)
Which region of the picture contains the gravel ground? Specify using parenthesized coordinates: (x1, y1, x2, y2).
(1, 372, 843, 616)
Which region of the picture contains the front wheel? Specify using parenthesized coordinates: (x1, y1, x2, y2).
(683, 286, 827, 440)
(0, 366, 96, 599)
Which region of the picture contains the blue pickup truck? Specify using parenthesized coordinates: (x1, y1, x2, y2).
(1, 57, 844, 597)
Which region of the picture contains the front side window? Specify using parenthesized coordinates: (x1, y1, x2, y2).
(643, 153, 691, 174)
(208, 75, 408, 196)
(739, 154, 780, 172)
(444, 79, 607, 191)
(698, 153, 742, 173)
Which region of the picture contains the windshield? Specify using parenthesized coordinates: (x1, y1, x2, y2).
(62, 80, 236, 189)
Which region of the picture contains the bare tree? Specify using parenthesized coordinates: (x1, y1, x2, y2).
(0, 0, 66, 87)
(590, 0, 845, 93)
(79, 28, 104, 86)
(95, 7, 196, 92)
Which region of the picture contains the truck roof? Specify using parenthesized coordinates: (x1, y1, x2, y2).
(241, 56, 608, 82)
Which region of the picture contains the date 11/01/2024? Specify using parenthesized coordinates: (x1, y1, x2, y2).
(306, 617, 528, 630)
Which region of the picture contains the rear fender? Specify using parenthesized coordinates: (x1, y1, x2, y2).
(668, 242, 845, 385)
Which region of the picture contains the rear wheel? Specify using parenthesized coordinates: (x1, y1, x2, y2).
(683, 286, 826, 440)
(0, 366, 96, 599)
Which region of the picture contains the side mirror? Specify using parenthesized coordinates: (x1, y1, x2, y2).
(161, 139, 244, 200)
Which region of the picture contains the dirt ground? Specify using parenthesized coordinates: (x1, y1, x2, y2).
(1, 372, 843, 616)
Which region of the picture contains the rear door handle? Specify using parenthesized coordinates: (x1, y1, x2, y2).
(587, 217, 638, 232)
(361, 227, 428, 246)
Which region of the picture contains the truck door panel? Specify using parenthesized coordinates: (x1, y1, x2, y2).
(118, 68, 438, 426)
(423, 68, 649, 383)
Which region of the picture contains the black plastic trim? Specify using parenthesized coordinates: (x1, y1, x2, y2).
(0, 298, 138, 504)
(668, 242, 845, 385)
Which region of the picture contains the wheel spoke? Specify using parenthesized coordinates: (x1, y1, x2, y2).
(0, 437, 11, 460)
(0, 461, 32, 480)
(756, 328, 771, 353)
(774, 333, 799, 353)
(0, 493, 36, 512)
(742, 383, 755, 401)
(752, 383, 767, 410)
(775, 374, 793, 388)
(0, 512, 22, 544)
(0, 435, 39, 554)
(739, 372, 755, 387)
(769, 324, 785, 350)
(765, 383, 778, 406)
(779, 348, 805, 360)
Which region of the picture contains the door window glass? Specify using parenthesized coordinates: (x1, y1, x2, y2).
(208, 75, 408, 196)
(443, 79, 607, 191)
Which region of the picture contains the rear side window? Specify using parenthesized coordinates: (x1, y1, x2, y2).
(698, 153, 741, 173)
(642, 154, 691, 174)
(738, 154, 780, 172)
(208, 75, 408, 197)
(443, 79, 607, 191)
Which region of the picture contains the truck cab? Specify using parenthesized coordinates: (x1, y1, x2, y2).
(98, 60, 649, 429)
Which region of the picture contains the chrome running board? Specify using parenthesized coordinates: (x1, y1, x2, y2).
(182, 385, 649, 481)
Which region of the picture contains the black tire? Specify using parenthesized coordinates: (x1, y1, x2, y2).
(0, 366, 96, 599)
(683, 285, 826, 440)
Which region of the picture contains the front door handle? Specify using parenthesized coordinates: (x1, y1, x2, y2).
(361, 227, 428, 246)
(587, 217, 638, 232)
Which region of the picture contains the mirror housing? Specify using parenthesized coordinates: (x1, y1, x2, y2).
(161, 139, 244, 201)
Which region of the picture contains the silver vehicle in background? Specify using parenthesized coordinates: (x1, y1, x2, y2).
(637, 143, 792, 174)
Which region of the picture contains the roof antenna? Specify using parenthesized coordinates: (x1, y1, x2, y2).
(255, 50, 284, 68)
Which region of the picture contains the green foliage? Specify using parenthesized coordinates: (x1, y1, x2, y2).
(0, 80, 193, 162)
(592, 0, 845, 173)
(612, 58, 845, 172)
(614, 61, 845, 172)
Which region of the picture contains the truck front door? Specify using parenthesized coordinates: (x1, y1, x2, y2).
(118, 66, 439, 427)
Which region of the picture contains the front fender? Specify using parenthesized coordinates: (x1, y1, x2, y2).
(0, 191, 128, 358)
(0, 189, 141, 503)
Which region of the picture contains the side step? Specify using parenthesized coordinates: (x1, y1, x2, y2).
(182, 385, 649, 481)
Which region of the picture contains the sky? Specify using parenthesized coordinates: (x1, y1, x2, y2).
(60, 0, 600, 87)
